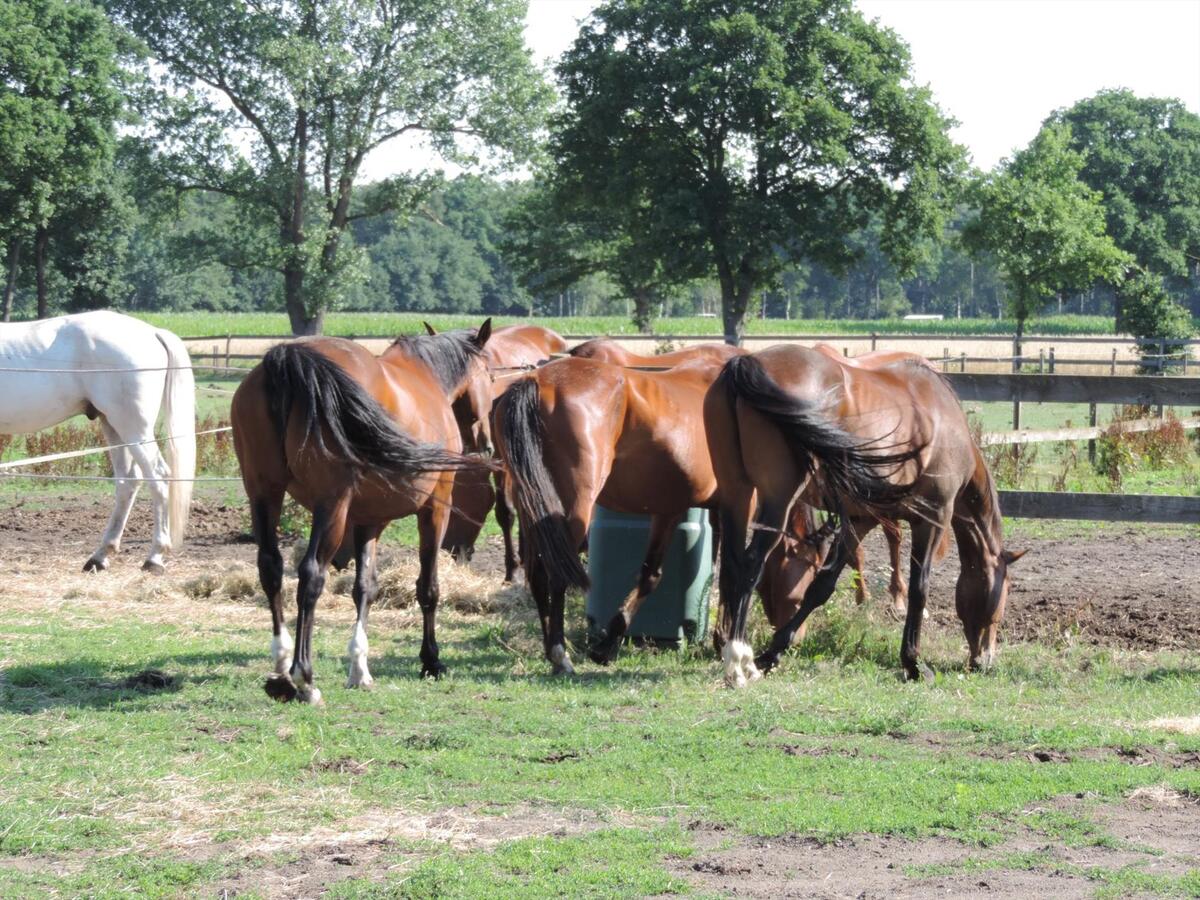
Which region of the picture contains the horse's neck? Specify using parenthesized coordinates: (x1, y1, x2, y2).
(954, 449, 1003, 561)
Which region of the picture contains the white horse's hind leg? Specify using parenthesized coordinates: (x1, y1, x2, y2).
(84, 420, 141, 572)
(126, 439, 172, 573)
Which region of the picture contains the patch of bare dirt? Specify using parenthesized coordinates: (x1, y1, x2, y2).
(852, 526, 1200, 652)
(672, 790, 1200, 898)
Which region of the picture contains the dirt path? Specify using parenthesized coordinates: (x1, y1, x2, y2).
(1, 497, 1197, 651)
(674, 789, 1200, 898)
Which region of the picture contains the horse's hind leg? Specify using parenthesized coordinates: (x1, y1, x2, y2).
(883, 519, 910, 616)
(723, 497, 790, 687)
(590, 512, 683, 665)
(346, 524, 383, 689)
(269, 493, 350, 705)
(84, 419, 140, 572)
(125, 435, 173, 573)
(249, 491, 291, 675)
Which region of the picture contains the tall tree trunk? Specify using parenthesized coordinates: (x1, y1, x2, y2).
(3, 239, 20, 322)
(631, 287, 653, 333)
(34, 227, 48, 319)
(283, 105, 320, 336)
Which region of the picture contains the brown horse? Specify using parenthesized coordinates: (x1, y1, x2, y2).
(706, 345, 1024, 687)
(231, 322, 496, 704)
(440, 323, 568, 580)
(493, 347, 740, 674)
(570, 338, 738, 368)
(758, 344, 945, 634)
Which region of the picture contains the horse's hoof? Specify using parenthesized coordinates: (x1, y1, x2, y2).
(902, 661, 935, 684)
(141, 560, 166, 575)
(420, 662, 447, 680)
(264, 674, 298, 703)
(82, 557, 108, 573)
(754, 653, 778, 675)
(296, 685, 324, 706)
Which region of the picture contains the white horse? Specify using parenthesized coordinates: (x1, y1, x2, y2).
(0, 311, 196, 572)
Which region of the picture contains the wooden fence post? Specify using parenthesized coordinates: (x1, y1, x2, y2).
(870, 332, 877, 351)
(1088, 403, 1098, 465)
(1012, 336, 1021, 431)
(960, 352, 967, 373)
(943, 346, 949, 372)
(1048, 347, 1055, 374)
(211, 343, 219, 378)
(224, 335, 231, 371)
(1110, 348, 1117, 375)
(1038, 349, 1045, 373)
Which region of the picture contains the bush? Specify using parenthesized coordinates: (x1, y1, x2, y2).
(1117, 271, 1194, 372)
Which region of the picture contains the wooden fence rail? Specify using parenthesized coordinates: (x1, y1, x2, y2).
(999, 491, 1200, 523)
(946, 373, 1200, 407)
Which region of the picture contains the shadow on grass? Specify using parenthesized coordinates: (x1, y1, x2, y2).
(0, 650, 260, 713)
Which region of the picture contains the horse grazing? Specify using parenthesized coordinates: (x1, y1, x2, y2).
(231, 322, 497, 705)
(570, 338, 736, 368)
(706, 345, 1024, 687)
(440, 323, 568, 581)
(493, 348, 740, 674)
(758, 344, 946, 631)
(0, 311, 195, 572)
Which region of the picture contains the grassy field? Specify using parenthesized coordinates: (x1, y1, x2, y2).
(132, 310, 1128, 339)
(2, 525, 1200, 897)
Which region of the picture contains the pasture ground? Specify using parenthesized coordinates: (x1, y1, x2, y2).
(2, 493, 1200, 898)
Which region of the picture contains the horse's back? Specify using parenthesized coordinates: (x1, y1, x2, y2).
(0, 311, 171, 433)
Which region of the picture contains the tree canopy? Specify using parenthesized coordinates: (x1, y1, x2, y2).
(109, 0, 552, 334)
(963, 124, 1129, 343)
(1047, 90, 1200, 284)
(0, 0, 125, 319)
(542, 0, 964, 343)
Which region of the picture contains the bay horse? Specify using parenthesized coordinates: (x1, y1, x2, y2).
(758, 344, 948, 634)
(231, 322, 497, 705)
(0, 311, 194, 572)
(440, 323, 568, 581)
(706, 345, 1024, 687)
(493, 346, 740, 674)
(570, 338, 735, 368)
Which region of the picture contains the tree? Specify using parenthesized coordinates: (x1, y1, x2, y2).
(1047, 90, 1200, 304)
(963, 125, 1129, 357)
(110, 0, 551, 334)
(0, 0, 124, 319)
(544, 0, 963, 344)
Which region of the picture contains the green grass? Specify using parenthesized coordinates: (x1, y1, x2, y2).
(3, 562, 1200, 895)
(131, 310, 1124, 339)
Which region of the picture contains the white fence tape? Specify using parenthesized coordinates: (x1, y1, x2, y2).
(0, 426, 232, 471)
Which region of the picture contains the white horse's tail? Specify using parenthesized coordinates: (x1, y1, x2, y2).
(155, 329, 196, 549)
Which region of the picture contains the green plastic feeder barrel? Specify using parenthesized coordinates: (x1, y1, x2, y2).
(586, 506, 713, 646)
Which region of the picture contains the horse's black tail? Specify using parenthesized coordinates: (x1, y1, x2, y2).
(260, 342, 494, 482)
(718, 354, 921, 510)
(496, 378, 590, 593)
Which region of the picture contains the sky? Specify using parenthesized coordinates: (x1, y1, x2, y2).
(362, 0, 1200, 179)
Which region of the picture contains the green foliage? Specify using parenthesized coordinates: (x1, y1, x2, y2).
(110, 0, 552, 333)
(964, 125, 1131, 338)
(1116, 271, 1195, 370)
(543, 0, 964, 342)
(1049, 90, 1200, 283)
(0, 0, 126, 318)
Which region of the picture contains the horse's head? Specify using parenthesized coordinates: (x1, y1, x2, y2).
(757, 505, 833, 638)
(456, 318, 495, 455)
(955, 545, 1026, 671)
(386, 318, 495, 454)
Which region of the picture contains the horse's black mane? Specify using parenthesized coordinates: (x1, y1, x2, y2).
(389, 329, 482, 392)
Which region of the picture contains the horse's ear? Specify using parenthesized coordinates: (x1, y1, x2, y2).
(1001, 549, 1028, 565)
(423, 321, 438, 336)
(474, 317, 493, 348)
